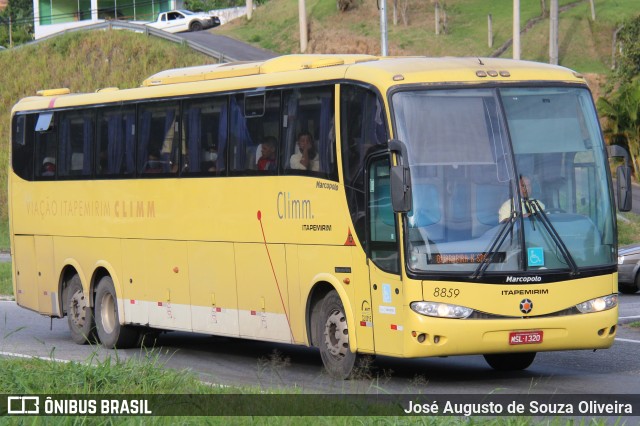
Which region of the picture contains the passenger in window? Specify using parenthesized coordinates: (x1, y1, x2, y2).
(41, 157, 56, 176)
(257, 137, 277, 171)
(202, 147, 218, 172)
(290, 132, 319, 172)
(499, 175, 545, 222)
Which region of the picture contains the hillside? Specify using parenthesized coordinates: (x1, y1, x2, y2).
(214, 0, 638, 76)
(0, 30, 214, 233)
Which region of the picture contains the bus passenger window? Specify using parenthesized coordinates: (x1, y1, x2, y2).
(12, 114, 34, 181)
(183, 97, 228, 176)
(230, 92, 280, 174)
(58, 111, 94, 177)
(34, 112, 57, 180)
(283, 86, 337, 180)
(137, 102, 180, 176)
(96, 107, 136, 177)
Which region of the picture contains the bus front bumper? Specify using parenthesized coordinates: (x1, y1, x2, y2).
(402, 307, 618, 358)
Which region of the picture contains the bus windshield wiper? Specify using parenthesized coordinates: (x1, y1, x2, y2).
(526, 199, 579, 275)
(471, 212, 517, 279)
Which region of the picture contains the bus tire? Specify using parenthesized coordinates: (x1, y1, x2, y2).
(95, 276, 139, 349)
(316, 290, 357, 379)
(66, 274, 97, 345)
(483, 352, 536, 371)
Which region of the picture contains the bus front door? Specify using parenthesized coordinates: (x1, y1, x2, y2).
(367, 155, 404, 356)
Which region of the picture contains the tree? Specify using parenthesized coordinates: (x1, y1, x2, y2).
(0, 0, 33, 46)
(614, 15, 640, 83)
(597, 78, 640, 182)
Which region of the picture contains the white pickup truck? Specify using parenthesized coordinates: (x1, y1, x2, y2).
(146, 10, 220, 33)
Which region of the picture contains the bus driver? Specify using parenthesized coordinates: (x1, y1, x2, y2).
(498, 175, 544, 222)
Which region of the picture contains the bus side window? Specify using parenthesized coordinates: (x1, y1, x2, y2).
(96, 107, 136, 177)
(183, 97, 227, 176)
(12, 114, 34, 181)
(368, 156, 399, 273)
(138, 102, 180, 176)
(340, 84, 389, 248)
(283, 86, 337, 180)
(230, 92, 280, 174)
(34, 112, 57, 180)
(58, 111, 94, 178)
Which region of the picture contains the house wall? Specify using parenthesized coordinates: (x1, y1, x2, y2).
(33, 0, 174, 39)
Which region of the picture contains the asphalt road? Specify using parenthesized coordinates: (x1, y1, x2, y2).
(1, 294, 639, 395)
(179, 31, 277, 62)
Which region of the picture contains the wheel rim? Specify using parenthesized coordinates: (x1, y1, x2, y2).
(69, 289, 88, 328)
(101, 292, 117, 335)
(323, 308, 349, 359)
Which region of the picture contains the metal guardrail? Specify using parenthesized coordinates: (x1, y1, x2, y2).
(12, 21, 238, 63)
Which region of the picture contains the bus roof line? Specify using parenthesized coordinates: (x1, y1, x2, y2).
(141, 54, 380, 87)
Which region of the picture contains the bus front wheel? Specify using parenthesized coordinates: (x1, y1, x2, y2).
(95, 276, 139, 349)
(66, 274, 97, 344)
(316, 290, 357, 379)
(483, 352, 536, 370)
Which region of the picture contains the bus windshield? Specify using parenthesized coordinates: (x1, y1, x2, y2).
(392, 86, 616, 276)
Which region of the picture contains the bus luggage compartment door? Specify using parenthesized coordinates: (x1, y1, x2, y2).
(13, 236, 39, 312)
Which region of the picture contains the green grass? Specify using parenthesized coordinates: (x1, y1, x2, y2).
(0, 354, 618, 423)
(617, 212, 640, 246)
(628, 321, 640, 328)
(0, 216, 8, 252)
(0, 353, 215, 394)
(0, 262, 11, 297)
(215, 0, 640, 74)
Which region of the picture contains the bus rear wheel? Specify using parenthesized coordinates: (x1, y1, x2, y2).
(316, 290, 357, 379)
(95, 276, 139, 349)
(66, 274, 97, 344)
(483, 352, 536, 371)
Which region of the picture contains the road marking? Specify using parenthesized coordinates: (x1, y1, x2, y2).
(615, 338, 640, 344)
(0, 351, 71, 363)
(619, 315, 640, 320)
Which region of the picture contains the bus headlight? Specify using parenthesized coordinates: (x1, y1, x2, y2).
(411, 301, 473, 319)
(618, 255, 624, 265)
(575, 294, 618, 313)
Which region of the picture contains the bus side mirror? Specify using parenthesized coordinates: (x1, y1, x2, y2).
(607, 145, 633, 212)
(617, 165, 632, 212)
(389, 139, 412, 213)
(391, 164, 412, 212)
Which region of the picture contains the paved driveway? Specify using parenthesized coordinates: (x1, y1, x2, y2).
(179, 31, 277, 62)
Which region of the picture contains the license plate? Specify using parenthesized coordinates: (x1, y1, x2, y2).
(509, 330, 543, 345)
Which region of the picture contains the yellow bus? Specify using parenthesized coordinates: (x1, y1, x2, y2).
(9, 55, 631, 378)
